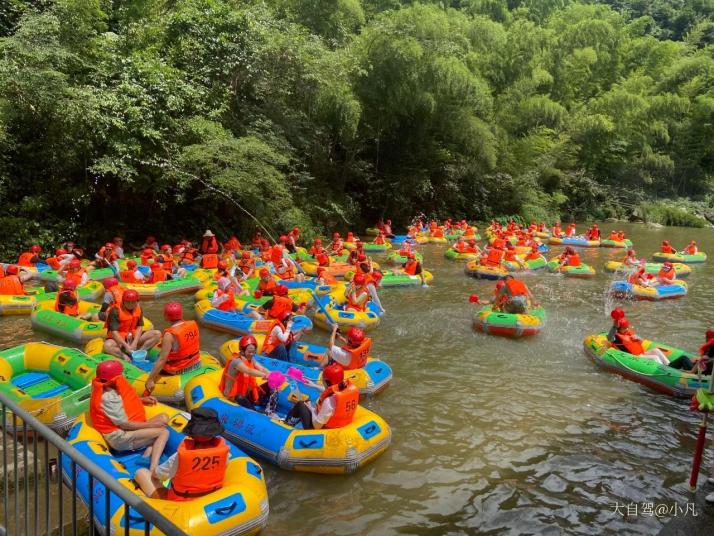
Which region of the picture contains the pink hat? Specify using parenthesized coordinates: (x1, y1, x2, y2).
(267, 371, 286, 390)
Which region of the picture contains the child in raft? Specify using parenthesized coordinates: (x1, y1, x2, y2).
(607, 316, 693, 369)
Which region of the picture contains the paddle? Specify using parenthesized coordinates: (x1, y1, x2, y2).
(310, 289, 337, 326)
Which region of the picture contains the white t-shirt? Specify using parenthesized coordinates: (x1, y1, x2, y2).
(310, 396, 336, 426)
(329, 345, 352, 367)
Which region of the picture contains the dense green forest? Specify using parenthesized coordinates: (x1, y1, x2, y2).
(2, 0, 714, 254)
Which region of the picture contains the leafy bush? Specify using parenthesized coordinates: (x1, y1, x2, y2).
(639, 202, 707, 227)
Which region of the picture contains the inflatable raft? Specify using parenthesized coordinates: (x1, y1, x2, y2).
(385, 251, 424, 264)
(83, 338, 223, 404)
(300, 261, 357, 279)
(472, 305, 546, 337)
(194, 299, 313, 336)
(185, 370, 391, 474)
(362, 242, 391, 254)
(219, 338, 392, 397)
(604, 261, 691, 278)
(548, 236, 600, 247)
(31, 300, 153, 343)
(652, 251, 707, 264)
(443, 248, 479, 262)
(343, 269, 433, 288)
(0, 282, 104, 316)
(311, 288, 382, 331)
(463, 262, 508, 280)
(63, 404, 269, 535)
(600, 239, 633, 248)
(583, 333, 706, 398)
(609, 280, 688, 301)
(37, 267, 117, 283)
(546, 260, 596, 278)
(503, 257, 547, 272)
(120, 276, 202, 299)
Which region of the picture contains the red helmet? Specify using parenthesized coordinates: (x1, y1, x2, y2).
(706, 328, 714, 340)
(347, 327, 365, 344)
(357, 254, 367, 261)
(315, 238, 322, 244)
(353, 273, 366, 285)
(217, 260, 228, 270)
(279, 235, 288, 242)
(663, 261, 673, 268)
(62, 279, 77, 290)
(617, 318, 629, 329)
(322, 363, 345, 386)
(610, 307, 625, 321)
(662, 240, 669, 245)
(407, 251, 415, 259)
(260, 268, 270, 277)
(96, 360, 123, 382)
(70, 259, 81, 268)
(333, 232, 341, 238)
(127, 260, 137, 269)
(123, 289, 140, 302)
(293, 227, 299, 233)
(6, 265, 18, 275)
(56, 248, 67, 255)
(242, 251, 251, 259)
(691, 240, 697, 245)
(103, 277, 118, 289)
(164, 302, 183, 321)
(104, 242, 113, 248)
(30, 245, 41, 253)
(161, 244, 171, 251)
(142, 248, 153, 256)
(275, 285, 288, 296)
(239, 335, 257, 349)
(496, 280, 505, 289)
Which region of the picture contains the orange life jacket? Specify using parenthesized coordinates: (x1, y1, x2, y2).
(267, 296, 293, 321)
(316, 252, 330, 266)
(617, 232, 625, 241)
(149, 266, 168, 282)
(45, 256, 62, 270)
(161, 254, 174, 271)
(107, 286, 124, 308)
(64, 269, 86, 288)
(454, 243, 467, 253)
(168, 437, 229, 501)
(275, 266, 294, 280)
(238, 259, 254, 275)
(567, 253, 581, 267)
(17, 252, 35, 266)
(374, 236, 385, 245)
(661, 245, 675, 254)
(464, 228, 475, 238)
(224, 237, 241, 251)
(201, 237, 219, 254)
(220, 354, 259, 401)
(658, 269, 674, 281)
(140, 253, 154, 266)
(270, 245, 284, 265)
(105, 304, 142, 340)
(89, 376, 145, 434)
(685, 245, 697, 255)
(163, 321, 201, 373)
(318, 272, 338, 285)
(525, 251, 541, 261)
(484, 248, 504, 267)
(404, 260, 419, 276)
(346, 287, 369, 311)
(431, 229, 444, 238)
(259, 279, 277, 294)
(201, 254, 218, 269)
(54, 290, 79, 316)
(504, 279, 528, 296)
(262, 321, 292, 355)
(214, 288, 235, 311)
(342, 338, 372, 370)
(119, 270, 142, 284)
(0, 265, 4, 278)
(504, 250, 518, 262)
(316, 382, 359, 428)
(0, 275, 25, 296)
(614, 330, 645, 356)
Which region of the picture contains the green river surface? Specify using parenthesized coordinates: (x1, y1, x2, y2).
(2, 222, 714, 535)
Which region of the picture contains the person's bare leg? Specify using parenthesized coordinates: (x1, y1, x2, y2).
(149, 428, 170, 471)
(134, 468, 166, 498)
(102, 340, 124, 359)
(139, 330, 161, 350)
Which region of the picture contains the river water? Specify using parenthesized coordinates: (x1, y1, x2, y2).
(2, 223, 713, 535)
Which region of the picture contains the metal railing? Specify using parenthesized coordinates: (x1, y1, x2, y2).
(0, 391, 188, 536)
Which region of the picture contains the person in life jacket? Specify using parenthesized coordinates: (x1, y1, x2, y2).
(345, 231, 356, 245)
(587, 224, 601, 241)
(17, 244, 44, 267)
(565, 223, 576, 237)
(93, 243, 115, 269)
(617, 230, 626, 241)
(453, 236, 468, 254)
(223, 235, 242, 253)
(55, 279, 81, 317)
(97, 277, 124, 322)
(134, 406, 228, 501)
(330, 232, 345, 256)
(383, 219, 395, 238)
(482, 244, 505, 267)
(684, 240, 698, 255)
(256, 284, 300, 322)
(607, 318, 692, 369)
(139, 247, 156, 267)
(655, 261, 677, 285)
(316, 266, 338, 286)
(310, 238, 324, 258)
(43, 248, 72, 270)
(695, 328, 714, 376)
(622, 249, 638, 267)
(551, 222, 562, 238)
(148, 257, 171, 282)
(220, 335, 271, 407)
(144, 302, 202, 394)
(504, 244, 527, 270)
(141, 236, 160, 252)
(58, 258, 88, 288)
(262, 312, 305, 361)
(660, 240, 675, 254)
(373, 232, 387, 245)
(496, 275, 537, 314)
(353, 258, 386, 312)
(236, 251, 255, 277)
(284, 363, 359, 430)
(0, 265, 34, 295)
(211, 277, 238, 313)
(118, 259, 146, 284)
(200, 230, 221, 255)
(102, 290, 161, 359)
(89, 360, 169, 471)
(255, 268, 277, 298)
(346, 273, 371, 311)
(401, 251, 427, 286)
(524, 245, 543, 262)
(325, 324, 371, 370)
(286, 227, 300, 254)
(558, 246, 581, 269)
(627, 263, 651, 286)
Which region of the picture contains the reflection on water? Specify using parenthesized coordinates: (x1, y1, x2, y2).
(1, 223, 712, 534)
